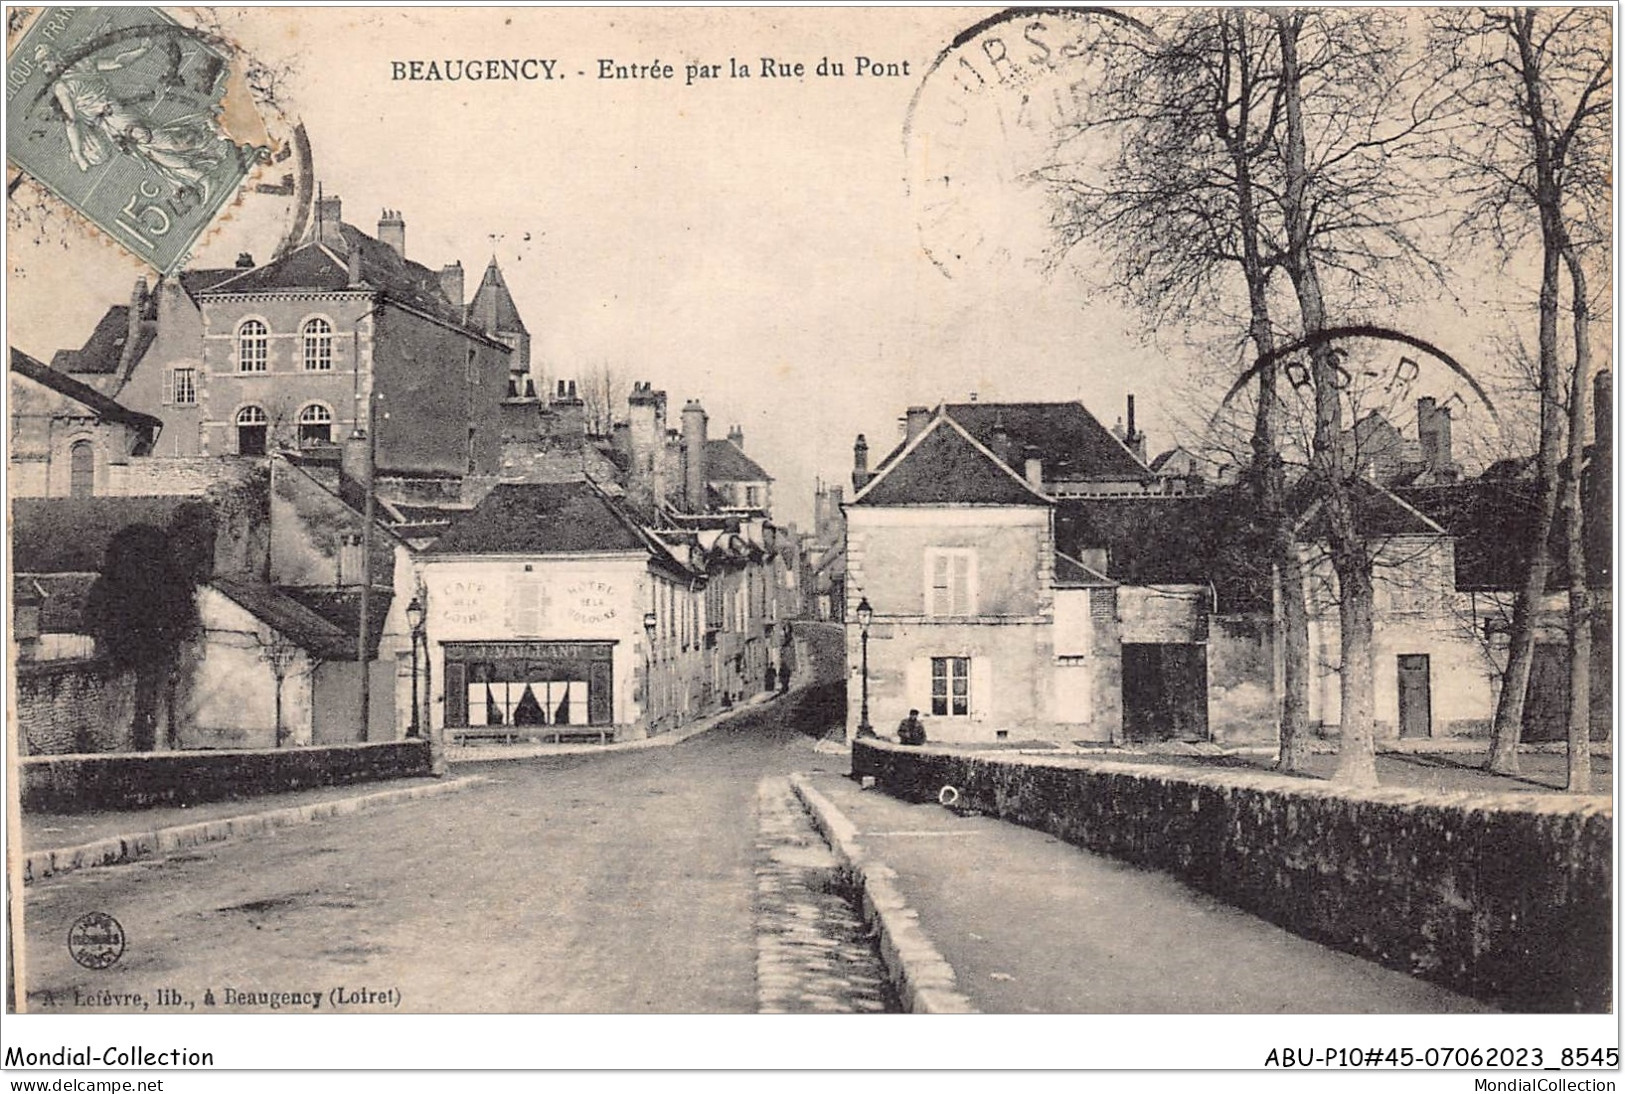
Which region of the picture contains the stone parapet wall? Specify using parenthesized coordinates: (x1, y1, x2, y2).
(852, 739, 1611, 1012)
(21, 740, 432, 814)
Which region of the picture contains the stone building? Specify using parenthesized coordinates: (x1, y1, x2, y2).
(9, 349, 162, 498)
(842, 397, 1567, 748)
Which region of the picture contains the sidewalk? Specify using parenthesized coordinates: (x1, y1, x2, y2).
(17, 776, 483, 883)
(444, 689, 778, 764)
(797, 771, 1492, 1014)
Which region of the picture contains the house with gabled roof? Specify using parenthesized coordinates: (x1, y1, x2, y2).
(844, 397, 1534, 749)
(417, 479, 710, 742)
(9, 348, 162, 497)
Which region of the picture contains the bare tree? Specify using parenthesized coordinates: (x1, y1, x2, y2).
(1431, 9, 1612, 780)
(1056, 9, 1457, 783)
(579, 362, 629, 438)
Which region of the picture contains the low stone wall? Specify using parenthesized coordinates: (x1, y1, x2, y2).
(21, 740, 432, 814)
(852, 739, 1612, 1013)
(15, 658, 138, 755)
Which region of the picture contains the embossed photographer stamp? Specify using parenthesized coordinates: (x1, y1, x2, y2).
(5, 7, 264, 273)
(66, 911, 125, 970)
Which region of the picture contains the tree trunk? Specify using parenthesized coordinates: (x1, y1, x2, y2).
(1487, 10, 1570, 777)
(1228, 10, 1312, 774)
(1276, 12, 1378, 786)
(1561, 245, 1591, 792)
(130, 662, 163, 752)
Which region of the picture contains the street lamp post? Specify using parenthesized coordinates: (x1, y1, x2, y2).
(643, 610, 658, 734)
(856, 596, 873, 737)
(405, 596, 425, 739)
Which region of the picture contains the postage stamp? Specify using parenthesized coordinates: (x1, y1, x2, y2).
(5, 6, 267, 273)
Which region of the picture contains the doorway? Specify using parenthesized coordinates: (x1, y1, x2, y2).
(1122, 643, 1208, 742)
(1396, 654, 1432, 739)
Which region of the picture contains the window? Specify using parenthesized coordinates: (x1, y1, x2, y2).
(925, 548, 975, 616)
(931, 657, 970, 717)
(172, 368, 196, 406)
(237, 320, 268, 372)
(297, 404, 332, 445)
(69, 440, 94, 497)
(236, 405, 267, 456)
(745, 485, 760, 507)
(302, 318, 333, 370)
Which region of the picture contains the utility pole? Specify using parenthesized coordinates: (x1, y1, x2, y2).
(357, 392, 378, 741)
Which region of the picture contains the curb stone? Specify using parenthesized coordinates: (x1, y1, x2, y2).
(22, 776, 485, 885)
(787, 772, 976, 1015)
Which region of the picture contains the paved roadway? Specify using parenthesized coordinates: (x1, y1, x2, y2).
(20, 685, 850, 1014)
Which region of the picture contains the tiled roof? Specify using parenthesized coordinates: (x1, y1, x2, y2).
(467, 258, 528, 335)
(1053, 551, 1113, 587)
(209, 577, 355, 660)
(10, 349, 163, 438)
(279, 586, 393, 660)
(706, 438, 771, 483)
(177, 268, 241, 297)
(945, 401, 1152, 480)
(49, 306, 154, 378)
(200, 224, 479, 332)
(1055, 492, 1274, 612)
(425, 480, 649, 555)
(1288, 476, 1445, 540)
(852, 417, 1049, 507)
(1399, 480, 1595, 592)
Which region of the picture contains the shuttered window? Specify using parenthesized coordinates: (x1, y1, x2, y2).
(931, 657, 970, 717)
(925, 549, 975, 617)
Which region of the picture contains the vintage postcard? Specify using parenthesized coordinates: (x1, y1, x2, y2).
(3, 4, 1615, 1081)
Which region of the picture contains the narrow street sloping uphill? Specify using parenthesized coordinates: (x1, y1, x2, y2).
(22, 663, 854, 1014)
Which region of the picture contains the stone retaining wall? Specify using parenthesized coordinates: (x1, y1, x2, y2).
(21, 740, 432, 814)
(852, 739, 1612, 1012)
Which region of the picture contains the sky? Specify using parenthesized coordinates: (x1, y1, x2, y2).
(4, 7, 1574, 527)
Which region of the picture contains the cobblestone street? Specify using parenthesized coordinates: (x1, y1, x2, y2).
(754, 777, 895, 1013)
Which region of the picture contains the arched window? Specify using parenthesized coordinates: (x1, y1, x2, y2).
(297, 403, 332, 446)
(237, 405, 268, 456)
(69, 440, 94, 497)
(237, 319, 268, 372)
(302, 317, 333, 371)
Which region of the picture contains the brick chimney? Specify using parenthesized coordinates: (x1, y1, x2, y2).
(682, 399, 709, 512)
(121, 277, 148, 373)
(439, 261, 464, 308)
(377, 209, 405, 258)
(1417, 396, 1454, 477)
(1124, 394, 1147, 463)
(852, 433, 869, 492)
(315, 191, 342, 241)
(905, 406, 931, 443)
(728, 424, 744, 450)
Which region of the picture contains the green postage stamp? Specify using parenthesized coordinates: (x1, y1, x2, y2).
(6, 7, 264, 273)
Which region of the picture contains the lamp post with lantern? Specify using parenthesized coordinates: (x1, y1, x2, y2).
(405, 596, 425, 738)
(856, 596, 873, 738)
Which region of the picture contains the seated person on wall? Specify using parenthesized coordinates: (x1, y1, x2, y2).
(896, 709, 926, 746)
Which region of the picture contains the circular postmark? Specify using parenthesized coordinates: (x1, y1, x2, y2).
(904, 8, 1153, 278)
(67, 911, 126, 970)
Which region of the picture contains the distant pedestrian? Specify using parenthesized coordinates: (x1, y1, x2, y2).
(897, 710, 925, 746)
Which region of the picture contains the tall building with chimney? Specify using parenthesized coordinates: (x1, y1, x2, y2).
(52, 193, 523, 481)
